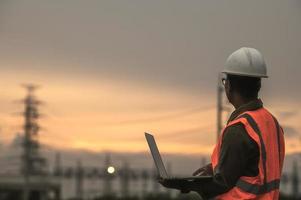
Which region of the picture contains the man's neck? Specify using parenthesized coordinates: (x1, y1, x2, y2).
(233, 97, 257, 109)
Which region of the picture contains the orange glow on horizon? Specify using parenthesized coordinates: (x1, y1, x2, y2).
(0, 69, 300, 155)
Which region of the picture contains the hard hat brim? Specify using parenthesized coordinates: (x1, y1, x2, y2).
(222, 70, 268, 78)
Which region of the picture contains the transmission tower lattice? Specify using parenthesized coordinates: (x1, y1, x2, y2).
(21, 84, 46, 176)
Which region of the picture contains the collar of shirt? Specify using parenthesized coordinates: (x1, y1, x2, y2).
(227, 99, 263, 124)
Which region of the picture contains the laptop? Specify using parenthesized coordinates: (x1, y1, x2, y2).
(145, 132, 212, 182)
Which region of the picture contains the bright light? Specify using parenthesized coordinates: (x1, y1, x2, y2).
(107, 166, 115, 174)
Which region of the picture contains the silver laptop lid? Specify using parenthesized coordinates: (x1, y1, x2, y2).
(145, 132, 168, 178)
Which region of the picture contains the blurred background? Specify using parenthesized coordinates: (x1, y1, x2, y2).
(0, 0, 300, 199)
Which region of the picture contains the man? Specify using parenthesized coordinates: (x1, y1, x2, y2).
(159, 47, 285, 199)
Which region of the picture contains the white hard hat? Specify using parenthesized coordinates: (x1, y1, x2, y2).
(222, 47, 268, 78)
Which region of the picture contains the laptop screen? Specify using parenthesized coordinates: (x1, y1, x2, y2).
(145, 132, 168, 178)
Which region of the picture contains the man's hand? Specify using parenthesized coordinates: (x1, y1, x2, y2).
(158, 178, 190, 193)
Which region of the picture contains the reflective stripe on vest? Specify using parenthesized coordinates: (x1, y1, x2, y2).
(272, 116, 282, 167)
(236, 179, 280, 195)
(235, 113, 282, 194)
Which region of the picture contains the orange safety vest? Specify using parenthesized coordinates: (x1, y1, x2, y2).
(211, 107, 285, 200)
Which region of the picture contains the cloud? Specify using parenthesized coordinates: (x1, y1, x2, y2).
(0, 0, 300, 100)
(0, 0, 300, 154)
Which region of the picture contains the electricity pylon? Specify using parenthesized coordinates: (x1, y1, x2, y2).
(20, 84, 46, 200)
(21, 84, 46, 175)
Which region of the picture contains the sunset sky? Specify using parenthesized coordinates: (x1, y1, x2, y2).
(0, 0, 300, 155)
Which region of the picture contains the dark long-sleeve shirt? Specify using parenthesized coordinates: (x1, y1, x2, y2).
(195, 99, 262, 199)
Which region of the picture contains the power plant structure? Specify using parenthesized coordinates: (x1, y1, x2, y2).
(52, 153, 171, 199)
